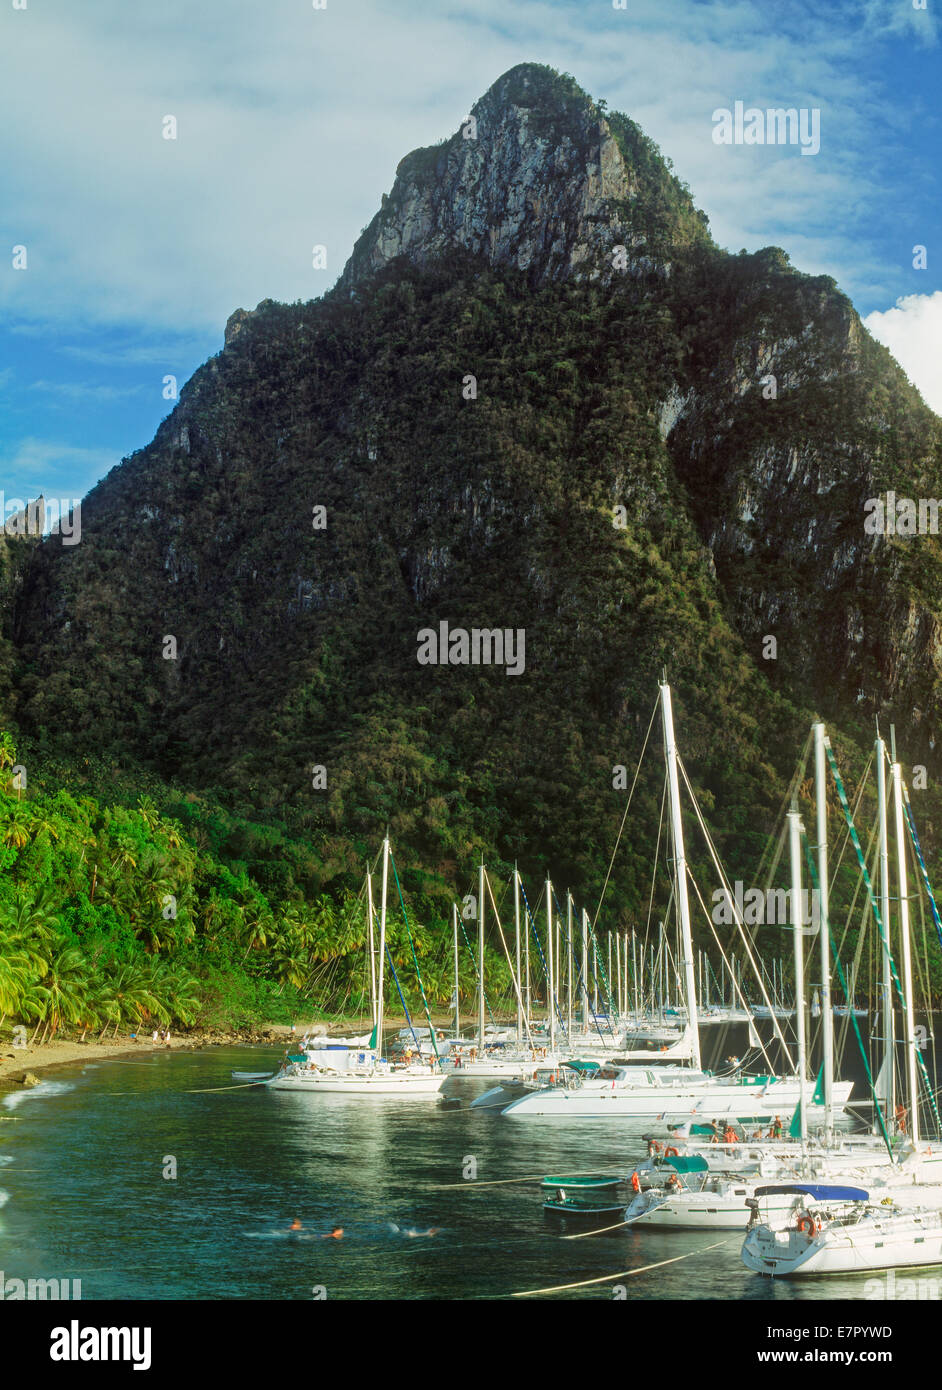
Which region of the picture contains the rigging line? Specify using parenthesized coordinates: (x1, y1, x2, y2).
(642, 773, 668, 952)
(800, 830, 894, 1159)
(457, 897, 498, 1033)
(685, 871, 778, 1075)
(389, 851, 440, 1063)
(754, 725, 813, 891)
(518, 878, 558, 1032)
(483, 867, 536, 1051)
(579, 907, 619, 1040)
(547, 886, 608, 1043)
(824, 743, 942, 1138)
(591, 694, 659, 931)
(511, 1237, 737, 1298)
(903, 792, 942, 955)
(675, 754, 796, 1072)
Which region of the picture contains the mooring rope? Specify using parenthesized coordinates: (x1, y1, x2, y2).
(511, 1236, 738, 1297)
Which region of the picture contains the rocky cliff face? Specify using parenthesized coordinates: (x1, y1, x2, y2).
(341, 64, 710, 290)
(5, 62, 942, 895)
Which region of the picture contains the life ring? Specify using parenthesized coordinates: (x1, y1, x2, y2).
(665, 1146, 679, 1158)
(796, 1212, 817, 1236)
(648, 1140, 662, 1156)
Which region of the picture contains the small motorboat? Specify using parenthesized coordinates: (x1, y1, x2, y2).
(542, 1174, 626, 1216)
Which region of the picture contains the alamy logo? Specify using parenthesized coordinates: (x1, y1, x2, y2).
(712, 882, 820, 931)
(1, 1271, 81, 1300)
(50, 1320, 151, 1371)
(416, 621, 525, 676)
(864, 492, 940, 536)
(712, 101, 820, 156)
(1, 493, 81, 545)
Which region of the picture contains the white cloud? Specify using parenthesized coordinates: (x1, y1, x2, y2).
(28, 380, 145, 402)
(2, 437, 117, 489)
(863, 292, 942, 416)
(0, 0, 927, 335)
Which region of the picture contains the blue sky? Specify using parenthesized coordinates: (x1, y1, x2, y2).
(1, 0, 939, 508)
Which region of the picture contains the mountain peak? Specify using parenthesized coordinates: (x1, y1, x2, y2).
(340, 63, 710, 291)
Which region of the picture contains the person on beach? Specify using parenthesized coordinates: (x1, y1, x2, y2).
(165, 1028, 171, 1047)
(152, 1029, 159, 1044)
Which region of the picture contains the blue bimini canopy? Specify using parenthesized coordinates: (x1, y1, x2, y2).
(754, 1184, 869, 1201)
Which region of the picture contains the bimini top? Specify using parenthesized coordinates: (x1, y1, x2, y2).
(754, 1184, 869, 1201)
(663, 1156, 710, 1175)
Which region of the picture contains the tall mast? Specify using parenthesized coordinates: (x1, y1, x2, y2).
(814, 724, 834, 1131)
(478, 859, 485, 1052)
(615, 932, 622, 1019)
(566, 893, 573, 1039)
(607, 933, 613, 1014)
(376, 834, 390, 1058)
(892, 759, 920, 1144)
(632, 933, 639, 1016)
(876, 733, 895, 1129)
(514, 867, 522, 1047)
(789, 808, 808, 1145)
(453, 903, 460, 1038)
(660, 682, 701, 1068)
(524, 877, 531, 1032)
(366, 866, 377, 1028)
(623, 932, 629, 1018)
(546, 877, 555, 1052)
(581, 909, 589, 1026)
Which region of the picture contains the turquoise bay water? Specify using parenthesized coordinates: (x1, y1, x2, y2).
(0, 1047, 913, 1301)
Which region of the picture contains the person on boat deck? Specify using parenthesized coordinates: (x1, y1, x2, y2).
(722, 1124, 738, 1144)
(766, 1115, 783, 1140)
(708, 1121, 721, 1143)
(666, 1173, 683, 1192)
(895, 1104, 908, 1135)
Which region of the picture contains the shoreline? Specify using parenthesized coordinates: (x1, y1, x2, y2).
(0, 1012, 480, 1089)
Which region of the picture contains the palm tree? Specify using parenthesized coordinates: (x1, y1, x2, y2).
(0, 806, 32, 850)
(0, 731, 16, 776)
(0, 940, 32, 1020)
(40, 947, 91, 1041)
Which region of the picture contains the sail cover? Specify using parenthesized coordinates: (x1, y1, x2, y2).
(754, 1184, 868, 1200)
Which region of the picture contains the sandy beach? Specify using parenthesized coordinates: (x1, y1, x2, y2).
(0, 1013, 464, 1088)
(0, 1026, 295, 1089)
(0, 1011, 483, 1095)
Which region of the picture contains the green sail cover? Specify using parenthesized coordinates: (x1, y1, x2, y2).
(788, 1065, 827, 1137)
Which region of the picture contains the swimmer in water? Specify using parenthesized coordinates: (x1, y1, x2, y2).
(288, 1218, 303, 1233)
(404, 1227, 440, 1238)
(323, 1227, 344, 1239)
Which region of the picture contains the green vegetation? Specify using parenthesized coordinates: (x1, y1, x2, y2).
(0, 735, 517, 1041)
(2, 65, 942, 1023)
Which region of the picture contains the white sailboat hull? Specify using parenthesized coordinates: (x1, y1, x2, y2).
(743, 1206, 942, 1276)
(267, 1068, 446, 1095)
(502, 1075, 854, 1120)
